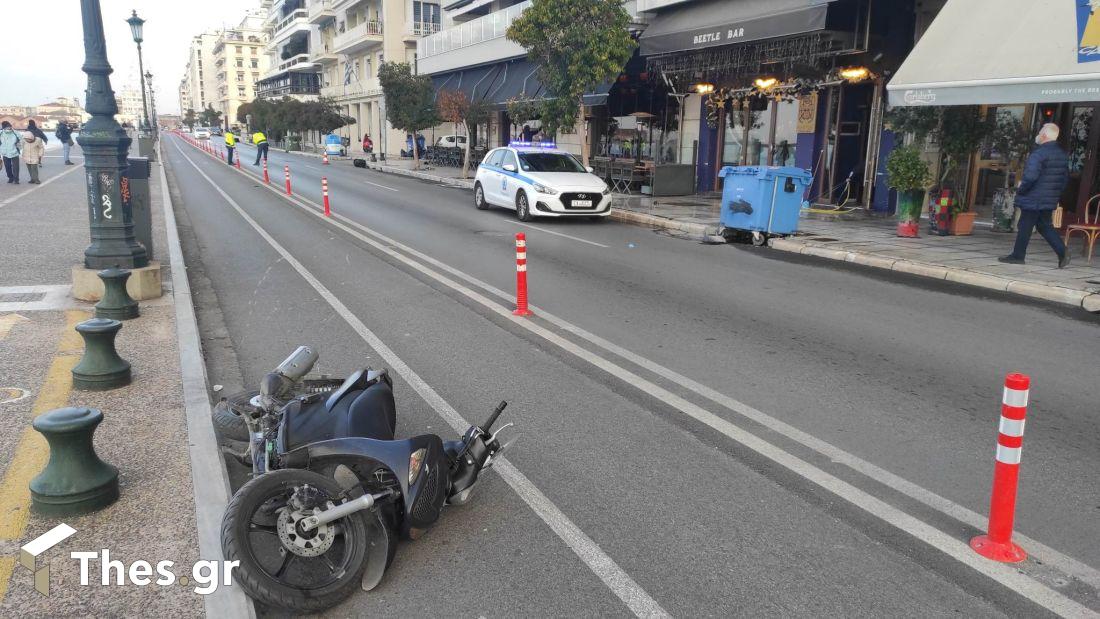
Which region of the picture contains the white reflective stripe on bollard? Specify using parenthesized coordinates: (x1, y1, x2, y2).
(998, 416, 1026, 438)
(1002, 387, 1029, 408)
(995, 444, 1023, 465)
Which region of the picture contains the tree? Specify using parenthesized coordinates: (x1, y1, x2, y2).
(507, 0, 634, 164)
(183, 108, 197, 131)
(436, 90, 490, 178)
(199, 105, 222, 129)
(236, 102, 252, 126)
(378, 62, 438, 170)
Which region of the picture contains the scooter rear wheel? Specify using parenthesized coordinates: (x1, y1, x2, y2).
(221, 469, 371, 613)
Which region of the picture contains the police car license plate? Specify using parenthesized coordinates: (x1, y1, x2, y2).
(572, 199, 593, 207)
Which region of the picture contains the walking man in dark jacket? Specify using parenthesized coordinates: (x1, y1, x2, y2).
(1000, 123, 1070, 267)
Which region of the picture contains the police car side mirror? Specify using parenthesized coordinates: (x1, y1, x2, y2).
(502, 163, 516, 172)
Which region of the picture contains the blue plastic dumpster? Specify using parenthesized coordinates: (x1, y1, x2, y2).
(718, 166, 813, 244)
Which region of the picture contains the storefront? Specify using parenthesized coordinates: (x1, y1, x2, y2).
(640, 0, 916, 202)
(887, 0, 1100, 227)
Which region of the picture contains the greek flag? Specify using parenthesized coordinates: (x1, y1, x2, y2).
(343, 56, 354, 86)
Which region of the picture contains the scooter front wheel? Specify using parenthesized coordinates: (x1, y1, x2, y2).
(221, 469, 371, 613)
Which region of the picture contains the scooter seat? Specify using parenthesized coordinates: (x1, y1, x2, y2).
(283, 381, 397, 450)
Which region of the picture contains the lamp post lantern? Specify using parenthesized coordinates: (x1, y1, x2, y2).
(126, 10, 151, 134)
(77, 0, 147, 270)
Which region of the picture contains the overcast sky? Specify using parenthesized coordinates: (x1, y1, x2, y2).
(1, 0, 260, 114)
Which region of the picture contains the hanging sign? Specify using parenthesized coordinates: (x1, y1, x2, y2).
(1077, 0, 1100, 62)
(796, 93, 818, 133)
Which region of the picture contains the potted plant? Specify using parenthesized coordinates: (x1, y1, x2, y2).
(987, 109, 1031, 232)
(948, 202, 976, 235)
(886, 146, 931, 237)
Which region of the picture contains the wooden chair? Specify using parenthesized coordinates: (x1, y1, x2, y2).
(1065, 194, 1100, 264)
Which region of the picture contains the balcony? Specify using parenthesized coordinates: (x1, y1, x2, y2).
(331, 19, 383, 54)
(257, 70, 322, 98)
(277, 53, 316, 73)
(416, 1, 529, 74)
(410, 21, 441, 37)
(270, 8, 310, 43)
(320, 77, 382, 100)
(308, 0, 334, 24)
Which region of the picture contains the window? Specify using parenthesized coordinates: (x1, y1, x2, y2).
(519, 152, 586, 173)
(413, 1, 441, 25)
(236, 59, 243, 67)
(485, 149, 505, 167)
(501, 151, 518, 170)
(251, 47, 257, 55)
(235, 45, 242, 53)
(237, 72, 245, 82)
(250, 59, 258, 69)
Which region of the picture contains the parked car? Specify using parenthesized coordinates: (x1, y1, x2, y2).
(473, 144, 611, 221)
(436, 135, 468, 148)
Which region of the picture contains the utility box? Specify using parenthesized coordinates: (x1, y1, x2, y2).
(137, 137, 157, 162)
(126, 157, 153, 259)
(718, 166, 813, 243)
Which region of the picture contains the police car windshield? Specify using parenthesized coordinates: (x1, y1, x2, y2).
(518, 152, 586, 173)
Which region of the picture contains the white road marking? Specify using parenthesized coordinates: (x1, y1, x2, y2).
(513, 222, 610, 248)
(172, 139, 670, 619)
(362, 179, 399, 192)
(184, 135, 1100, 615)
(0, 285, 77, 312)
(0, 164, 83, 208)
(302, 164, 321, 172)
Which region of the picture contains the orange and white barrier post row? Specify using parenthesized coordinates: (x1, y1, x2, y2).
(322, 152, 329, 165)
(284, 165, 292, 195)
(970, 373, 1030, 563)
(262, 159, 269, 184)
(513, 233, 532, 316)
(322, 177, 331, 217)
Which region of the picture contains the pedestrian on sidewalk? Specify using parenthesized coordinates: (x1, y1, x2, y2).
(251, 130, 268, 165)
(26, 120, 47, 166)
(55, 121, 75, 165)
(1000, 123, 1070, 268)
(0, 121, 22, 184)
(21, 131, 44, 184)
(225, 129, 236, 165)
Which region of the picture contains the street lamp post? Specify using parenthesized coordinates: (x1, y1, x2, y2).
(126, 10, 151, 134)
(145, 71, 157, 137)
(78, 0, 147, 270)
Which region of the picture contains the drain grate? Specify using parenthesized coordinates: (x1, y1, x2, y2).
(0, 293, 45, 303)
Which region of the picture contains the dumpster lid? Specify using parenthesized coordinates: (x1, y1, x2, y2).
(759, 166, 813, 181)
(718, 165, 765, 178)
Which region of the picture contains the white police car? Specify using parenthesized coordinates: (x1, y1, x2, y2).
(473, 143, 611, 220)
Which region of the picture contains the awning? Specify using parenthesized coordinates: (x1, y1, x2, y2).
(484, 60, 544, 103)
(639, 0, 834, 57)
(888, 0, 1100, 106)
(431, 59, 614, 107)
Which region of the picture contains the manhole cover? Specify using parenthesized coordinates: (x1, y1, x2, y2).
(0, 387, 30, 404)
(0, 293, 44, 303)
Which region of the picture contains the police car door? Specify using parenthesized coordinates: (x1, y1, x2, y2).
(499, 150, 521, 207)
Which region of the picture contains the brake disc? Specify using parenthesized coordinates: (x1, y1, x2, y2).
(277, 507, 335, 557)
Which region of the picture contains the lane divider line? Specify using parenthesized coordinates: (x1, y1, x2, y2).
(0, 164, 84, 208)
(172, 139, 668, 618)
(0, 309, 87, 602)
(173, 135, 1100, 614)
(513, 221, 610, 248)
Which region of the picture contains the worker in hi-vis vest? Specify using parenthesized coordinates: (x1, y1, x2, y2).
(252, 131, 268, 166)
(224, 130, 236, 166)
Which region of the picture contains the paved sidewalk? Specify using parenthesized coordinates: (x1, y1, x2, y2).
(360, 160, 1100, 311)
(0, 145, 245, 615)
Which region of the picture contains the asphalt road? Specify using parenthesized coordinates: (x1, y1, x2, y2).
(165, 135, 1100, 617)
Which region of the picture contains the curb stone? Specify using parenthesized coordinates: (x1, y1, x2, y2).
(361, 161, 1100, 313)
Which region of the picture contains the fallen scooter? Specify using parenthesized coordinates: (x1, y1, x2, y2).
(219, 346, 515, 613)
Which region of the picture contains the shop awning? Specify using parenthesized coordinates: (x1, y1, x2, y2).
(430, 59, 609, 107)
(888, 0, 1100, 106)
(639, 0, 834, 57)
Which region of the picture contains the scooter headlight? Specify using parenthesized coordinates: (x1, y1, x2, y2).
(408, 448, 427, 485)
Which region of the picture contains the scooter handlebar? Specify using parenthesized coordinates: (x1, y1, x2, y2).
(482, 401, 507, 432)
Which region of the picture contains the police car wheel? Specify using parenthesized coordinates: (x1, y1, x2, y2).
(474, 183, 489, 210)
(516, 192, 533, 221)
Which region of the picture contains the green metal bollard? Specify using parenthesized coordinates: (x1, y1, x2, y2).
(71, 318, 131, 390)
(30, 407, 119, 516)
(94, 268, 139, 320)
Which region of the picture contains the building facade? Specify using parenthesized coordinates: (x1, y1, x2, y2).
(257, 0, 323, 100)
(309, 0, 434, 157)
(181, 32, 221, 116)
(115, 87, 146, 128)
(213, 10, 270, 130)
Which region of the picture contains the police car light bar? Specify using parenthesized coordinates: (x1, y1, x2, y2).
(509, 141, 557, 148)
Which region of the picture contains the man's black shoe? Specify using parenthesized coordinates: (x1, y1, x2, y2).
(998, 256, 1025, 264)
(1059, 252, 1071, 269)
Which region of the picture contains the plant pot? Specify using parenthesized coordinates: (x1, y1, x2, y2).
(949, 211, 977, 235)
(897, 221, 920, 237)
